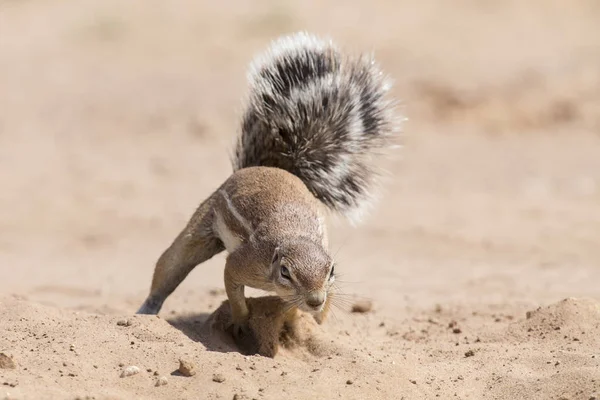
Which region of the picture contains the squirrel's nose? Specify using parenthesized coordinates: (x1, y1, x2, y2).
(306, 292, 325, 308)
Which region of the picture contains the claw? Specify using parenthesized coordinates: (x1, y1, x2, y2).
(233, 322, 250, 340)
(227, 317, 250, 341)
(136, 296, 164, 315)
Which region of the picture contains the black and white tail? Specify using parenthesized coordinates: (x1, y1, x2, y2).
(233, 32, 401, 223)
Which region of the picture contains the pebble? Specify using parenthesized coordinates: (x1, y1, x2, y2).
(351, 300, 373, 313)
(155, 376, 168, 387)
(0, 353, 16, 370)
(120, 366, 140, 378)
(116, 319, 131, 327)
(213, 373, 226, 383)
(178, 358, 196, 377)
(346, 379, 354, 385)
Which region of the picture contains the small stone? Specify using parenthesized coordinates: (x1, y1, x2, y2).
(346, 379, 354, 385)
(118, 362, 124, 367)
(410, 380, 417, 384)
(0, 353, 16, 369)
(117, 319, 131, 327)
(154, 371, 159, 376)
(351, 300, 373, 313)
(120, 366, 140, 378)
(213, 373, 226, 383)
(464, 350, 475, 358)
(178, 358, 196, 377)
(209, 288, 226, 296)
(155, 376, 168, 387)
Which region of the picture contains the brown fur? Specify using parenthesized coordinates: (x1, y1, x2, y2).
(137, 167, 335, 336)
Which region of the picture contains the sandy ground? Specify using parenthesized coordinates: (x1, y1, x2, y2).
(1, 1, 600, 399)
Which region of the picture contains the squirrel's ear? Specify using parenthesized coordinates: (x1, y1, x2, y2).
(271, 247, 280, 265)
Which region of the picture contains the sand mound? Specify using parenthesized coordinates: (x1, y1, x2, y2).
(514, 298, 600, 341)
(482, 298, 600, 400)
(0, 295, 203, 399)
(204, 296, 341, 359)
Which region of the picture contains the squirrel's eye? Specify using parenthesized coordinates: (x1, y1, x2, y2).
(329, 265, 335, 280)
(280, 265, 291, 280)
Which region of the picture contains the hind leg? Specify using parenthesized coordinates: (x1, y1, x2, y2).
(137, 198, 224, 315)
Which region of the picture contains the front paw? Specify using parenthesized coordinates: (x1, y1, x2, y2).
(227, 317, 250, 340)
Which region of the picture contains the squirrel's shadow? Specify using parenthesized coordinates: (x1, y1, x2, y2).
(166, 312, 239, 354)
(167, 296, 312, 357)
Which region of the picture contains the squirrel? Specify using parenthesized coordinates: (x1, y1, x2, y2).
(136, 32, 400, 338)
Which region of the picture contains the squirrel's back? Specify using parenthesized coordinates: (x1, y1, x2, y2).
(232, 32, 401, 223)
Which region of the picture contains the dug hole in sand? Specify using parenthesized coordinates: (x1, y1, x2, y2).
(204, 296, 341, 359)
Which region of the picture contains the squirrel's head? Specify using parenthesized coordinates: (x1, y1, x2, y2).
(269, 238, 335, 315)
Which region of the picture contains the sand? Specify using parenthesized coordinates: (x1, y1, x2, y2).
(1, 1, 600, 399)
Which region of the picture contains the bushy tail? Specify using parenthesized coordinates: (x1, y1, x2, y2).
(233, 32, 401, 223)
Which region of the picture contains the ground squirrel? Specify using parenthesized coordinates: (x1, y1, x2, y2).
(137, 32, 400, 337)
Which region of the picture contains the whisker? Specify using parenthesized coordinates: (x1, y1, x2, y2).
(328, 293, 354, 308)
(281, 296, 304, 315)
(326, 305, 341, 325)
(329, 299, 353, 310)
(328, 301, 350, 315)
(329, 296, 354, 305)
(332, 235, 352, 259)
(332, 274, 365, 285)
(278, 293, 302, 300)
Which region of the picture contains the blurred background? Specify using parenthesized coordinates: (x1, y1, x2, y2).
(1, 0, 599, 313)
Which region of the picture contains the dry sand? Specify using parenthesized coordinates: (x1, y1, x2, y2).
(1, 1, 600, 399)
